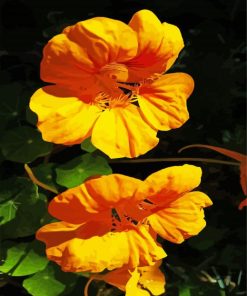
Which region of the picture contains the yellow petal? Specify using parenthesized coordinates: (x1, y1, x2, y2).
(138, 261, 165, 295)
(101, 261, 165, 296)
(91, 104, 159, 158)
(30, 86, 100, 145)
(49, 174, 143, 223)
(126, 269, 150, 296)
(146, 191, 213, 243)
(162, 22, 184, 71)
(63, 17, 138, 68)
(138, 73, 194, 131)
(37, 223, 166, 273)
(135, 165, 202, 205)
(127, 10, 184, 80)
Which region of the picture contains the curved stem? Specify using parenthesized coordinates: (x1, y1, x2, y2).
(109, 157, 239, 166)
(84, 277, 95, 296)
(178, 144, 245, 162)
(24, 164, 58, 194)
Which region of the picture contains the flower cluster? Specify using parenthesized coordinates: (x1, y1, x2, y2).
(33, 9, 212, 296)
(30, 9, 194, 159)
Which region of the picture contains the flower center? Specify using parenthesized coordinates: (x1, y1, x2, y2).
(100, 62, 129, 82)
(93, 91, 138, 110)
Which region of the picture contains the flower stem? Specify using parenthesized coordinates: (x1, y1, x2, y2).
(84, 277, 95, 296)
(24, 164, 58, 194)
(109, 157, 239, 166)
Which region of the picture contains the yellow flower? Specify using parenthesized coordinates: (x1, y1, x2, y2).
(30, 10, 194, 158)
(36, 165, 212, 273)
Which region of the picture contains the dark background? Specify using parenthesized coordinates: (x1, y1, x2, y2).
(0, 0, 246, 295)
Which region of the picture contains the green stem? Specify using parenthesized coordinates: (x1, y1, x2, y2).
(109, 157, 239, 166)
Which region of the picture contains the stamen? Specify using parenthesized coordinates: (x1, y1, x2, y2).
(94, 90, 138, 110)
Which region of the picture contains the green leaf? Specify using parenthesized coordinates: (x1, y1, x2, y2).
(56, 153, 112, 188)
(32, 163, 58, 192)
(0, 126, 53, 163)
(188, 226, 228, 251)
(0, 83, 29, 129)
(0, 177, 47, 239)
(26, 107, 38, 126)
(179, 286, 191, 296)
(23, 263, 80, 296)
(0, 240, 48, 276)
(80, 138, 97, 153)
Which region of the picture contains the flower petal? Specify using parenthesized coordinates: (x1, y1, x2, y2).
(138, 261, 165, 296)
(137, 73, 194, 131)
(49, 174, 144, 223)
(63, 17, 138, 68)
(127, 10, 184, 80)
(37, 223, 166, 273)
(239, 198, 247, 210)
(40, 33, 96, 88)
(91, 104, 159, 158)
(125, 269, 150, 296)
(146, 191, 212, 243)
(135, 165, 202, 205)
(101, 261, 165, 296)
(30, 86, 100, 145)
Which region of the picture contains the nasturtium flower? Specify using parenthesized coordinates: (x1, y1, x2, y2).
(36, 165, 212, 273)
(97, 261, 165, 296)
(30, 10, 194, 158)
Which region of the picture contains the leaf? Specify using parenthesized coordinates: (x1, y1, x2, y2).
(0, 126, 53, 163)
(56, 153, 112, 188)
(0, 240, 48, 276)
(179, 286, 191, 296)
(217, 245, 244, 269)
(0, 83, 29, 129)
(188, 226, 228, 251)
(0, 177, 47, 239)
(23, 263, 80, 296)
(32, 163, 58, 192)
(80, 138, 97, 153)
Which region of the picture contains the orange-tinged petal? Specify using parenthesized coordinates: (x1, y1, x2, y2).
(135, 165, 202, 205)
(91, 104, 159, 158)
(49, 174, 144, 223)
(239, 198, 247, 210)
(37, 223, 166, 273)
(99, 268, 131, 292)
(63, 17, 138, 68)
(146, 191, 212, 243)
(138, 73, 194, 131)
(30, 86, 101, 145)
(40, 33, 96, 88)
(127, 10, 184, 80)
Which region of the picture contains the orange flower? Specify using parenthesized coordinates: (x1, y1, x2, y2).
(179, 144, 247, 209)
(30, 10, 194, 158)
(96, 261, 165, 296)
(36, 165, 212, 272)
